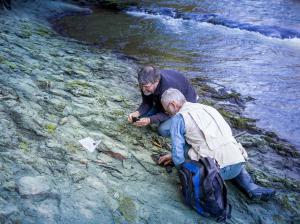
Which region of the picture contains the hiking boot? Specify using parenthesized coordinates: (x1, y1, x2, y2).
(232, 166, 276, 201)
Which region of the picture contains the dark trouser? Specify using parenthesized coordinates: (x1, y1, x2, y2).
(141, 107, 172, 137)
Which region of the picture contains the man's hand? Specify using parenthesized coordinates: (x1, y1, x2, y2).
(134, 117, 151, 127)
(158, 153, 172, 166)
(128, 111, 140, 123)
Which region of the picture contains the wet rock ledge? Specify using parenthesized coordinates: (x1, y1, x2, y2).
(0, 1, 299, 223)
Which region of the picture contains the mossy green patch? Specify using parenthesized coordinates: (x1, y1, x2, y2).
(19, 141, 30, 153)
(19, 23, 32, 39)
(214, 92, 241, 100)
(218, 108, 255, 130)
(65, 80, 95, 97)
(18, 30, 31, 39)
(200, 99, 215, 106)
(35, 26, 52, 37)
(96, 95, 107, 105)
(45, 123, 57, 134)
(111, 95, 125, 102)
(0, 55, 5, 64)
(118, 196, 137, 223)
(112, 110, 125, 117)
(74, 68, 90, 77)
(268, 142, 299, 157)
(65, 143, 80, 153)
(278, 194, 295, 212)
(65, 80, 91, 89)
(1, 60, 17, 69)
(263, 136, 277, 144)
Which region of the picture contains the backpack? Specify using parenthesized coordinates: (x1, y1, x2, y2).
(178, 157, 231, 222)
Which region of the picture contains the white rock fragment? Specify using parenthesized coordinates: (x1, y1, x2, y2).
(18, 176, 51, 196)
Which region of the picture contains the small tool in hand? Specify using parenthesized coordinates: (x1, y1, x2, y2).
(132, 117, 140, 123)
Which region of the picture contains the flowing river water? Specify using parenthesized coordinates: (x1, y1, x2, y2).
(54, 0, 300, 149)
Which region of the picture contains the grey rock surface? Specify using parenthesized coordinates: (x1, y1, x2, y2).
(18, 176, 51, 197)
(0, 1, 299, 224)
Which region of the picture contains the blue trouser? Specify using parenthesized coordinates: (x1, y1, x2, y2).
(141, 107, 172, 137)
(181, 143, 243, 180)
(220, 163, 243, 180)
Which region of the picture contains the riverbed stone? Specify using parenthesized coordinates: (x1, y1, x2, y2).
(18, 176, 51, 197)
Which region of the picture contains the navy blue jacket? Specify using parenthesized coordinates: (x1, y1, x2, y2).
(137, 69, 197, 123)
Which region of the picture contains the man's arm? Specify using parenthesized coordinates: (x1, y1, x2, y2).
(158, 114, 186, 167)
(129, 93, 152, 123)
(137, 94, 152, 116)
(170, 114, 186, 167)
(148, 112, 170, 123)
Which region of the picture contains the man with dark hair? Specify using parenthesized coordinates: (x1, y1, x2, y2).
(128, 65, 197, 137)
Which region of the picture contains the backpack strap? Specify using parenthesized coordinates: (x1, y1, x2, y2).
(199, 158, 219, 198)
(201, 157, 232, 222)
(216, 204, 232, 223)
(216, 171, 232, 223)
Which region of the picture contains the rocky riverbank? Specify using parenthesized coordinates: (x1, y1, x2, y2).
(0, 1, 299, 223)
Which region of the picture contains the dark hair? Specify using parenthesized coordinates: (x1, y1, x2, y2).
(138, 65, 161, 85)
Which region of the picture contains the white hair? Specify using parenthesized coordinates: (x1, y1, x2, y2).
(161, 88, 186, 107)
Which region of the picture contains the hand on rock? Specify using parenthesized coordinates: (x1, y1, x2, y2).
(134, 117, 150, 127)
(158, 153, 172, 166)
(128, 111, 140, 123)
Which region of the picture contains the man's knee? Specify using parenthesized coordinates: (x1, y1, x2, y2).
(158, 122, 171, 137)
(158, 125, 170, 137)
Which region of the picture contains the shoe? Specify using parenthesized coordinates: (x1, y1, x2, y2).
(233, 166, 276, 201)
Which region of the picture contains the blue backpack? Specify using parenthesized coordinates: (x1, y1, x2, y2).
(178, 157, 231, 222)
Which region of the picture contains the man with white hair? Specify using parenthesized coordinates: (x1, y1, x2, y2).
(158, 88, 275, 201)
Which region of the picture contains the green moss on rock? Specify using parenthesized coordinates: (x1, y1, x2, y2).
(65, 143, 80, 153)
(65, 80, 91, 89)
(200, 99, 215, 106)
(35, 26, 53, 37)
(118, 196, 137, 223)
(218, 108, 256, 130)
(0, 55, 5, 63)
(19, 141, 30, 153)
(18, 23, 32, 39)
(1, 60, 17, 69)
(45, 123, 57, 134)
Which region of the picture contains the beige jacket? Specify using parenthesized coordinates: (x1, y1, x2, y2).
(178, 102, 248, 168)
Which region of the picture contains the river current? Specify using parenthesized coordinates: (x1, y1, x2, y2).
(54, 0, 300, 149)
